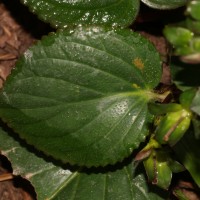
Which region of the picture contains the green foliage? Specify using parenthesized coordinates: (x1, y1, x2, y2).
(163, 27, 194, 47)
(148, 103, 183, 115)
(20, 0, 140, 28)
(163, 0, 200, 63)
(0, 27, 161, 167)
(155, 109, 192, 146)
(186, 1, 200, 21)
(0, 0, 200, 199)
(0, 128, 167, 200)
(140, 0, 188, 9)
(143, 150, 173, 189)
(179, 88, 197, 110)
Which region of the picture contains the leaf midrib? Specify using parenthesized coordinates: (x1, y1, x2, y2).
(47, 171, 79, 200)
(82, 98, 146, 153)
(7, 90, 148, 110)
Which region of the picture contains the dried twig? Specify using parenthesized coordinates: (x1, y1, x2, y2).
(0, 173, 14, 182)
(0, 53, 17, 61)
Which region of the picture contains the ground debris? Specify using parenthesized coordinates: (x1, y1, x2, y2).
(0, 2, 35, 88)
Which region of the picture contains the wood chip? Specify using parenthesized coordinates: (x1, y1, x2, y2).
(0, 173, 14, 182)
(0, 53, 17, 61)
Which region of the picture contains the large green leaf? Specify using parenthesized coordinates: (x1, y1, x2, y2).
(173, 130, 200, 187)
(20, 0, 139, 28)
(141, 0, 188, 9)
(0, 27, 162, 167)
(0, 127, 72, 199)
(191, 87, 200, 116)
(0, 127, 166, 200)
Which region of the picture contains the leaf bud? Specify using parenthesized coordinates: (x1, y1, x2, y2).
(155, 109, 191, 146)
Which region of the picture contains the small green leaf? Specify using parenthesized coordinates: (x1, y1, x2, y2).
(20, 0, 140, 28)
(141, 0, 188, 9)
(173, 38, 200, 58)
(155, 109, 191, 146)
(168, 159, 185, 173)
(0, 27, 162, 167)
(143, 153, 157, 184)
(191, 87, 200, 116)
(173, 130, 200, 187)
(156, 162, 172, 190)
(192, 37, 200, 51)
(179, 88, 197, 110)
(186, 1, 200, 21)
(143, 150, 172, 189)
(148, 103, 182, 115)
(0, 127, 167, 200)
(174, 45, 193, 56)
(163, 27, 193, 47)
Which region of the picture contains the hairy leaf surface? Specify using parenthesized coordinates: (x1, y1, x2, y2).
(20, 0, 139, 28)
(0, 127, 166, 200)
(0, 27, 161, 167)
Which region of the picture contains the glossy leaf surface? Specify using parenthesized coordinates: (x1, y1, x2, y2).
(20, 0, 139, 28)
(155, 109, 191, 146)
(0, 128, 166, 200)
(0, 27, 161, 167)
(141, 0, 187, 9)
(143, 151, 172, 189)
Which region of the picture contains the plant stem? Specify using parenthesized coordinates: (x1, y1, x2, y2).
(148, 90, 171, 103)
(0, 173, 14, 182)
(164, 116, 185, 142)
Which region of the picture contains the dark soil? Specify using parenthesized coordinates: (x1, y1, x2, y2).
(0, 0, 199, 199)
